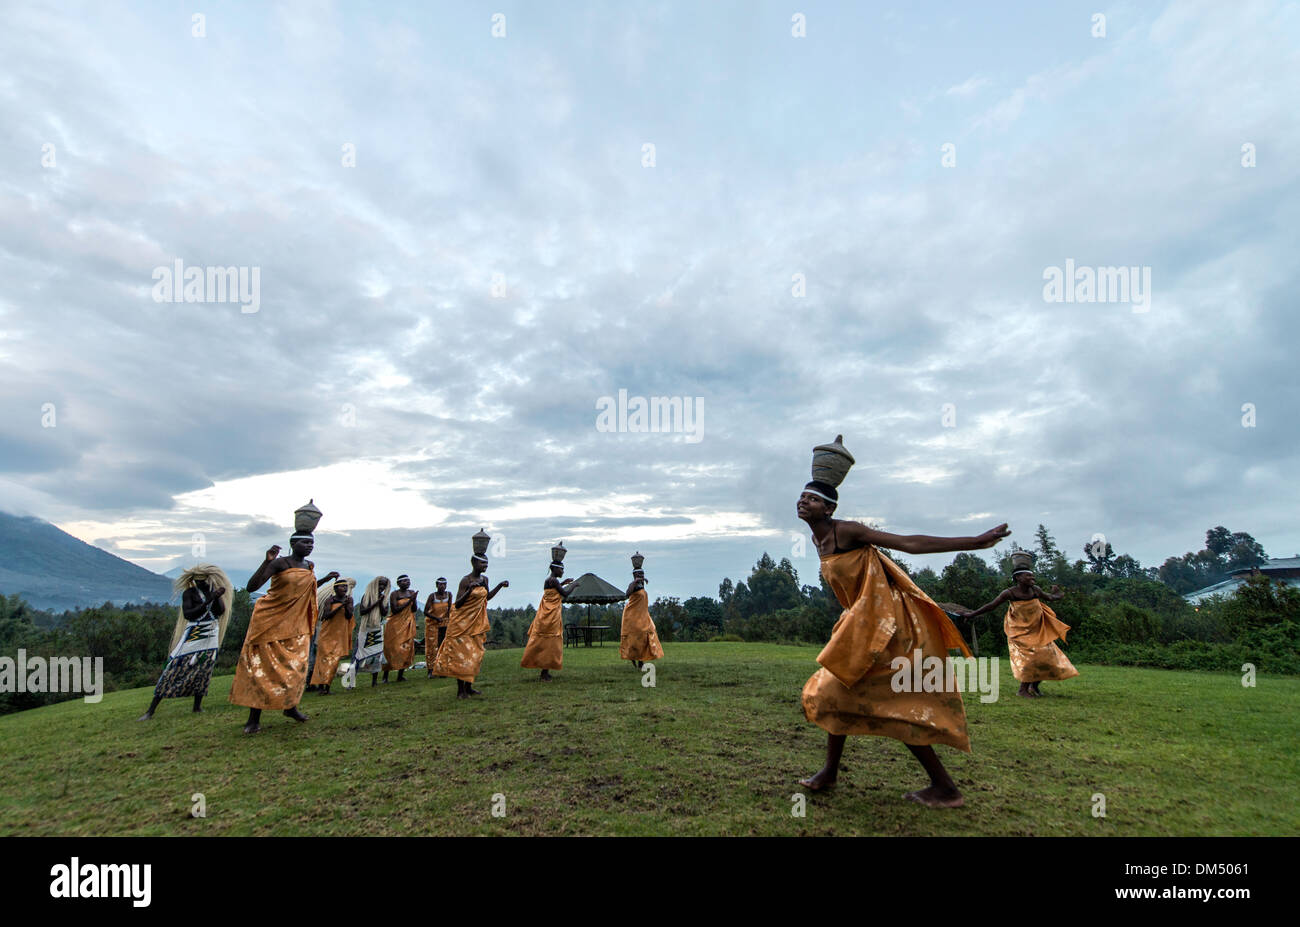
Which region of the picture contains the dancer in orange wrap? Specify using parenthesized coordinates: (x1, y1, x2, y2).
(796, 436, 1009, 807)
(521, 544, 577, 681)
(432, 554, 508, 698)
(423, 577, 452, 678)
(309, 577, 355, 694)
(383, 574, 418, 682)
(619, 552, 663, 669)
(230, 510, 339, 733)
(964, 560, 1076, 697)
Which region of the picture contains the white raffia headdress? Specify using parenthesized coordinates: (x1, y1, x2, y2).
(357, 576, 391, 630)
(170, 564, 234, 651)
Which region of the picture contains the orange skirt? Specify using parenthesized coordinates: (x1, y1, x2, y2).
(384, 611, 415, 671)
(521, 632, 563, 670)
(424, 619, 445, 664)
(802, 666, 970, 751)
(619, 629, 663, 662)
(433, 632, 486, 683)
(229, 633, 311, 710)
(1007, 639, 1078, 682)
(310, 619, 352, 686)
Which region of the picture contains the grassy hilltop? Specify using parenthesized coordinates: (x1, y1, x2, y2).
(1, 642, 1296, 836)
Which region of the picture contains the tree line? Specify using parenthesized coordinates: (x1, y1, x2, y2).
(645, 525, 1296, 675)
(1, 524, 1295, 714)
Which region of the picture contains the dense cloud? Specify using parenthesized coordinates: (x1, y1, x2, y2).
(1, 1, 1297, 606)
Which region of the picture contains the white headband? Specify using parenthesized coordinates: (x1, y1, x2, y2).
(1013, 570, 1034, 577)
(802, 488, 837, 504)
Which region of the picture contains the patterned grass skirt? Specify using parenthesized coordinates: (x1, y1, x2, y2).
(153, 649, 218, 699)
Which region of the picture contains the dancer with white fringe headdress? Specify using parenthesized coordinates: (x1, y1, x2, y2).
(354, 576, 391, 687)
(138, 564, 234, 720)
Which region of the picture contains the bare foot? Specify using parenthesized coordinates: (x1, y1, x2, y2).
(798, 768, 837, 792)
(456, 691, 470, 700)
(904, 785, 965, 808)
(283, 707, 309, 723)
(243, 722, 261, 735)
(192, 707, 203, 713)
(467, 686, 482, 696)
(136, 712, 154, 721)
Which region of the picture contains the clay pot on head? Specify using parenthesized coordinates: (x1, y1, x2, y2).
(1010, 551, 1035, 572)
(551, 541, 567, 564)
(472, 529, 491, 556)
(811, 435, 856, 487)
(631, 551, 645, 571)
(294, 499, 323, 534)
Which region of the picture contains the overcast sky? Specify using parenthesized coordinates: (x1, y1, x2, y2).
(1, 0, 1297, 607)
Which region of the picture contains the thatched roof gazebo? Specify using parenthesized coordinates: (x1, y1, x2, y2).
(564, 572, 626, 626)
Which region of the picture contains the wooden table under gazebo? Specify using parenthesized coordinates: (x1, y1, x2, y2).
(562, 572, 626, 647)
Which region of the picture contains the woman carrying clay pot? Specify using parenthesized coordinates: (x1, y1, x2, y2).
(619, 551, 663, 670)
(962, 554, 1077, 698)
(796, 436, 1010, 808)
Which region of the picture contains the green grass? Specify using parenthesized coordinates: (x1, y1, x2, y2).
(1, 642, 1296, 835)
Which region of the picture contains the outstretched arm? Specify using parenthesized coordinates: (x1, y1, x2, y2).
(1035, 584, 1065, 601)
(838, 521, 1010, 556)
(486, 580, 509, 601)
(316, 570, 340, 588)
(965, 588, 1013, 618)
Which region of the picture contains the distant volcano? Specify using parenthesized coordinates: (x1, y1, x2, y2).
(0, 511, 175, 612)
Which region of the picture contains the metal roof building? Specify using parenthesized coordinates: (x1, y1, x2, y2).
(1183, 558, 1300, 604)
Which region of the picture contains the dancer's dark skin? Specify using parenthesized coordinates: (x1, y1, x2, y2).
(384, 576, 418, 683)
(137, 579, 225, 720)
(453, 557, 507, 698)
(625, 570, 648, 670)
(795, 491, 1009, 807)
(963, 572, 1064, 698)
(537, 565, 577, 680)
(423, 579, 452, 677)
(314, 580, 353, 695)
(240, 538, 338, 734)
